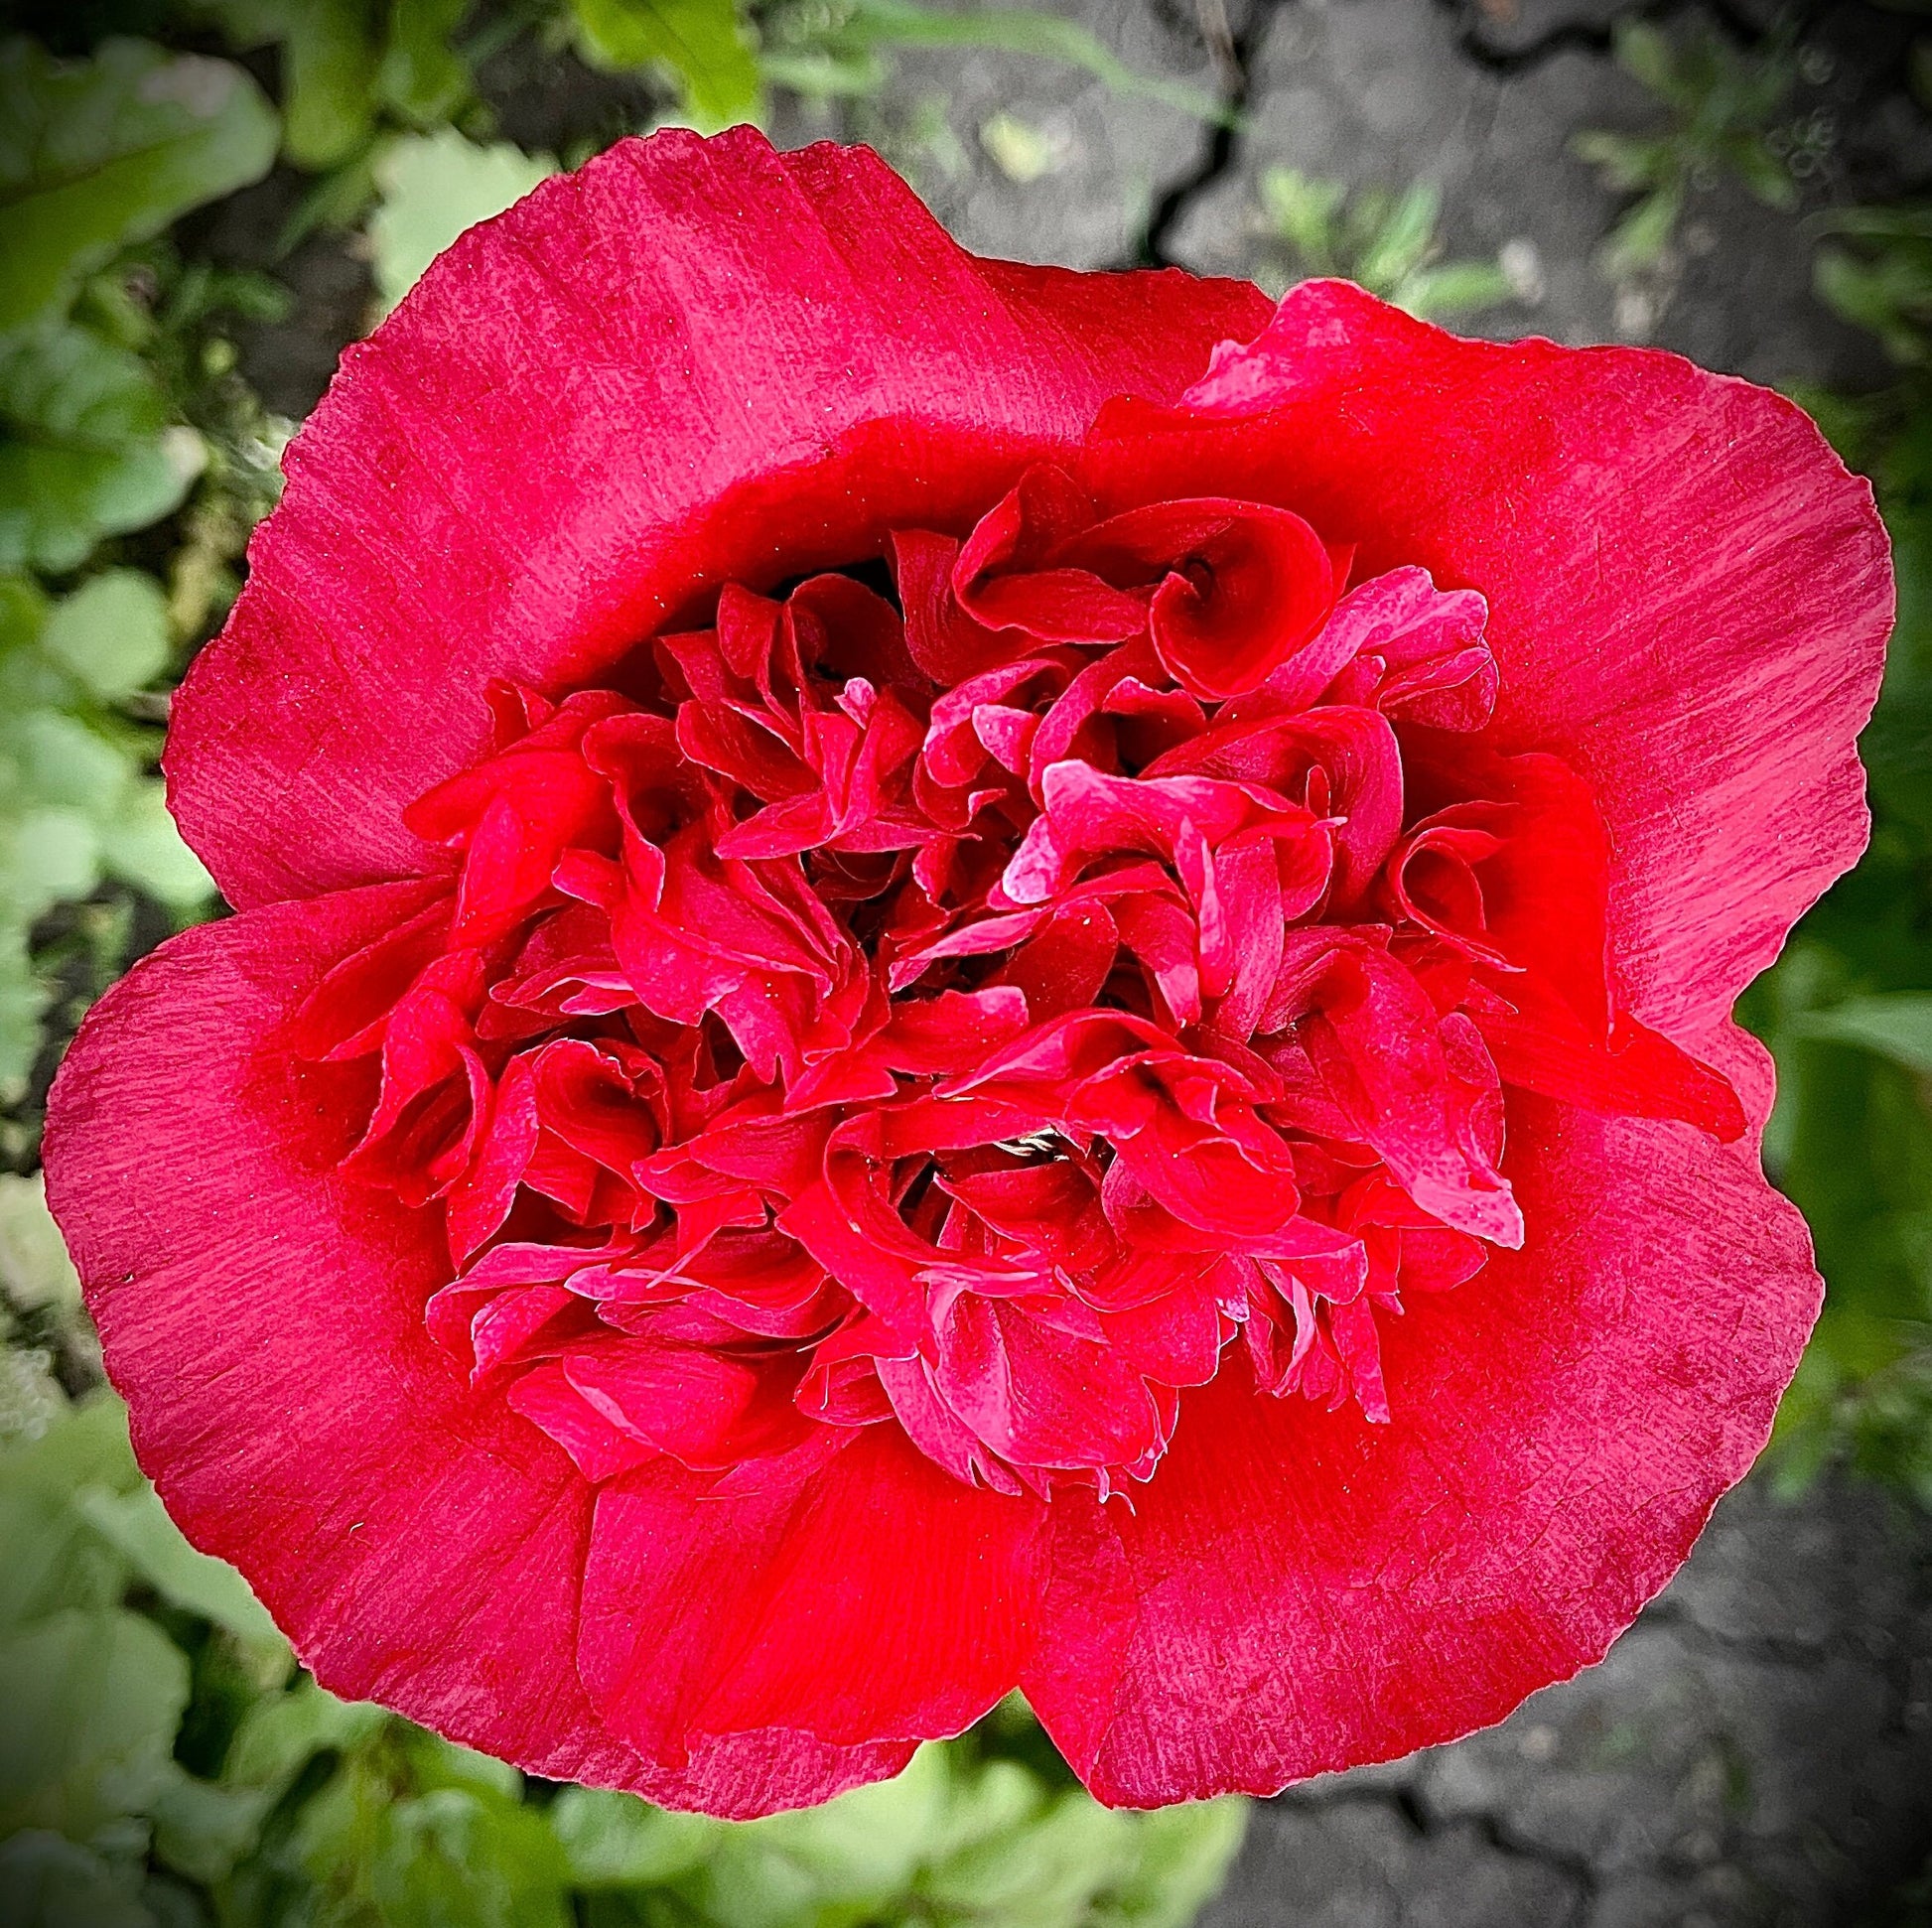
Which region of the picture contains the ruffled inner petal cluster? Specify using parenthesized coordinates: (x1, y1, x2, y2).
(287, 462, 1744, 1502)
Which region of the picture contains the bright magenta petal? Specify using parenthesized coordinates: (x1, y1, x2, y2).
(1021, 1028, 1819, 1804)
(1098, 281, 1890, 1032)
(167, 129, 1270, 909)
(41, 889, 905, 1812)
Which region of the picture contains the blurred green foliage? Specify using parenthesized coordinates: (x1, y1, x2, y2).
(569, 0, 765, 130)
(1252, 167, 1512, 321)
(366, 129, 559, 311)
(1814, 206, 1932, 367)
(0, 36, 279, 331)
(180, 0, 477, 170)
(1573, 20, 1805, 278)
(0, 32, 286, 1110)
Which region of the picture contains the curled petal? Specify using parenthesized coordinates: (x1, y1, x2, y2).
(1058, 497, 1336, 699)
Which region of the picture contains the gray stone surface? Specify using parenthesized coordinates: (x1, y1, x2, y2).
(1202, 1796, 1589, 1926)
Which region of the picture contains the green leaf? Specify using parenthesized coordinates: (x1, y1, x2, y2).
(73, 1482, 285, 1654)
(1398, 260, 1514, 320)
(1258, 167, 1344, 275)
(716, 1742, 952, 1910)
(755, 48, 889, 97)
(1815, 205, 1932, 245)
(184, 0, 374, 169)
(367, 131, 559, 313)
(0, 1395, 141, 1631)
(1570, 129, 1672, 195)
(550, 1787, 721, 1888)
(36, 569, 170, 701)
(1354, 181, 1439, 293)
(979, 110, 1060, 184)
(97, 782, 213, 914)
(0, 1171, 80, 1313)
(820, 0, 1229, 127)
(1095, 1798, 1249, 1928)
(1726, 137, 1798, 210)
(221, 1677, 384, 1790)
(189, 0, 479, 170)
(2, 809, 102, 924)
(1613, 20, 1680, 96)
(0, 1606, 189, 1840)
(369, 1786, 573, 1928)
(0, 321, 202, 575)
(922, 1782, 1132, 1927)
(0, 1832, 156, 1928)
(0, 38, 279, 333)
(147, 1766, 275, 1886)
(1599, 184, 1683, 277)
(1796, 994, 1932, 1074)
(1815, 248, 1929, 364)
(568, 0, 764, 130)
(922, 1755, 1039, 1861)
(397, 1724, 523, 1801)
(281, 2, 383, 171)
(377, 0, 474, 127)
(8, 710, 134, 820)
(0, 931, 45, 1107)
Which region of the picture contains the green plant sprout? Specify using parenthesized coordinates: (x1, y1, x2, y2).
(1813, 206, 1932, 366)
(1254, 167, 1512, 321)
(1572, 20, 1807, 279)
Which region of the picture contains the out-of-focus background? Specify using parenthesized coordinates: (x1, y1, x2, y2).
(2, 3, 1931, 1924)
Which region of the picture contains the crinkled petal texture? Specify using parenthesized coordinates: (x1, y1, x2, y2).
(46, 128, 1888, 1820)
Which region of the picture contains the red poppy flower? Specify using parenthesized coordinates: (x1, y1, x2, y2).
(45, 130, 1890, 1816)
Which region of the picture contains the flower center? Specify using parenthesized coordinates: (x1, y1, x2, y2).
(290, 465, 1727, 1501)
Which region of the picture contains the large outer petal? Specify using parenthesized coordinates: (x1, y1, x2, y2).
(1022, 1028, 1822, 1805)
(1089, 282, 1891, 1032)
(580, 1427, 1043, 1768)
(169, 130, 1271, 909)
(41, 891, 909, 1815)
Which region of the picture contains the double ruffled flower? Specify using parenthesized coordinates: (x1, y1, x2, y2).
(47, 130, 1889, 1817)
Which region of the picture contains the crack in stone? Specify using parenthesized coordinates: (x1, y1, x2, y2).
(1268, 1780, 1602, 1915)
(1464, 1811, 1601, 1915)
(1135, 0, 1278, 266)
